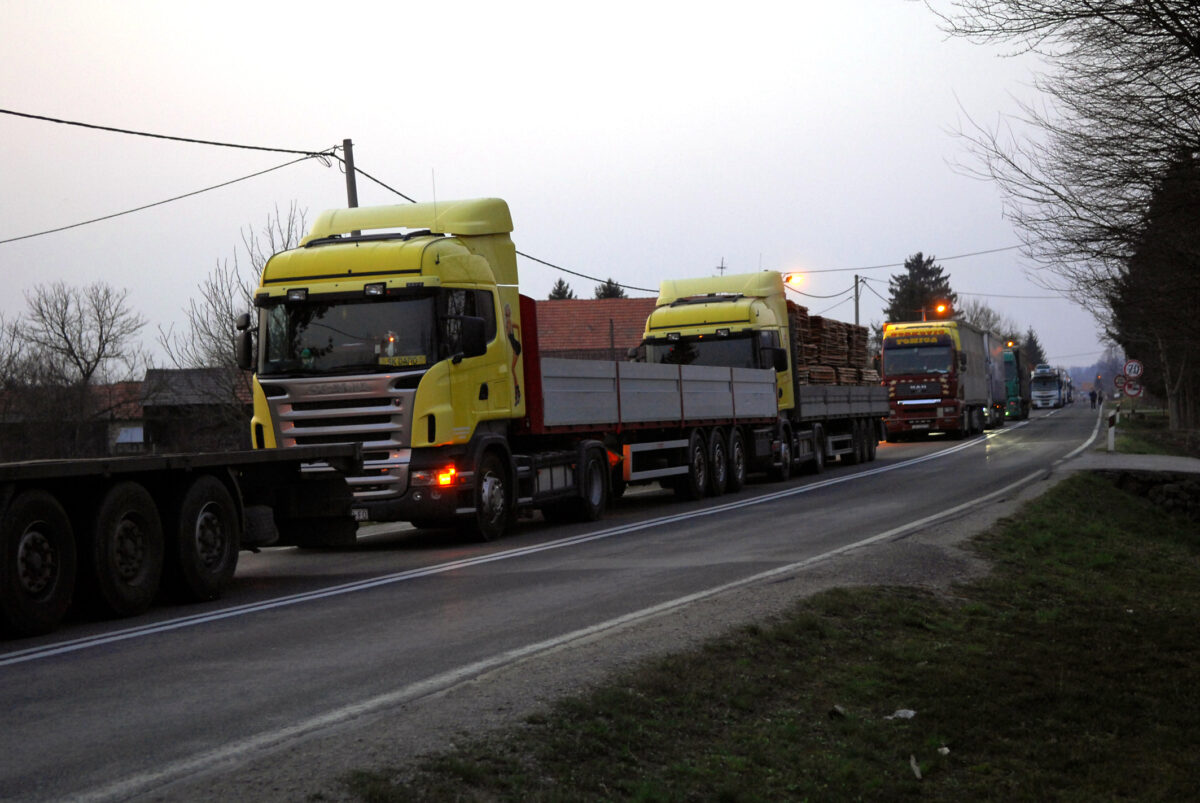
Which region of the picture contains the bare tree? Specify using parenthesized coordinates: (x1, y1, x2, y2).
(154, 203, 308, 442)
(159, 202, 307, 370)
(25, 281, 148, 386)
(955, 297, 1021, 340)
(933, 0, 1200, 426)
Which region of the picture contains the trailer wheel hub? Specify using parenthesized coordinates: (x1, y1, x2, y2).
(17, 526, 56, 597)
(114, 520, 147, 582)
(192, 503, 227, 569)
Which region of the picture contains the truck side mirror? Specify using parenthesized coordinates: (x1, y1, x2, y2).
(235, 312, 252, 332)
(761, 346, 788, 372)
(236, 330, 254, 371)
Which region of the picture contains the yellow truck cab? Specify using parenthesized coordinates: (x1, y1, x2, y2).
(240, 199, 524, 537)
(641, 271, 887, 477)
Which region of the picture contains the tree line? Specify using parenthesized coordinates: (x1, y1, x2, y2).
(932, 0, 1200, 429)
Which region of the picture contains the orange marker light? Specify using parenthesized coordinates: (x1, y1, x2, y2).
(435, 466, 457, 486)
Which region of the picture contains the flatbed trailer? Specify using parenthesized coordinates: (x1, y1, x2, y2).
(1, 443, 360, 637)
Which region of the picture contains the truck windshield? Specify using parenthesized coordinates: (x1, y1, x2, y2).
(644, 335, 758, 368)
(1031, 376, 1060, 390)
(882, 346, 953, 375)
(259, 296, 438, 377)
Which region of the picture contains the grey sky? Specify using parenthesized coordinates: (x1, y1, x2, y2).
(0, 0, 1109, 367)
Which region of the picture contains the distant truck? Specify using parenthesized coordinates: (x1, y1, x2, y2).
(1003, 345, 1032, 420)
(1031, 363, 1068, 409)
(237, 199, 817, 542)
(881, 320, 1006, 440)
(638, 271, 888, 475)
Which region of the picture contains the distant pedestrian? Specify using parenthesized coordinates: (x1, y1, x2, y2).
(1089, 389, 1097, 409)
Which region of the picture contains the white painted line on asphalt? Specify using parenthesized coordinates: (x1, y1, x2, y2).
(0, 419, 1053, 668)
(82, 466, 1047, 803)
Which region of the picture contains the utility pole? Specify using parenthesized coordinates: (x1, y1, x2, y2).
(853, 274, 860, 326)
(342, 138, 359, 208)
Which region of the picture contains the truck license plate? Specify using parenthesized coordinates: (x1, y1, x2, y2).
(352, 508, 369, 522)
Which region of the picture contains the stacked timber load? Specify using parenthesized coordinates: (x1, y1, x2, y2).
(786, 302, 818, 367)
(848, 325, 868, 368)
(836, 367, 860, 384)
(809, 316, 849, 367)
(789, 308, 874, 386)
(807, 365, 838, 385)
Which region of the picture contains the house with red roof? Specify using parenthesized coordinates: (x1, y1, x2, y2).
(533, 297, 658, 361)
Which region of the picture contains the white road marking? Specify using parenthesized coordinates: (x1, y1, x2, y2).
(0, 418, 1043, 669)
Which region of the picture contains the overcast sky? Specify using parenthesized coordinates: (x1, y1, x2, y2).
(1, 1, 1111, 368)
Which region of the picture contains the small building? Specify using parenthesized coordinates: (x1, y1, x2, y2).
(141, 367, 253, 452)
(534, 297, 658, 361)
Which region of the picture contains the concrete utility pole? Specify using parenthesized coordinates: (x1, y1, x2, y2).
(854, 274, 860, 326)
(342, 138, 359, 208)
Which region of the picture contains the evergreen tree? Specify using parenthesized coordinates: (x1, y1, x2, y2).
(883, 253, 957, 322)
(594, 278, 627, 299)
(548, 278, 576, 300)
(1023, 328, 1048, 367)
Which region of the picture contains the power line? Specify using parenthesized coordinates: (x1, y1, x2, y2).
(516, 250, 655, 294)
(803, 243, 1024, 274)
(0, 108, 334, 157)
(0, 154, 332, 246)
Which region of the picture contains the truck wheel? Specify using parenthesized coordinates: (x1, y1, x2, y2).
(87, 481, 164, 618)
(164, 475, 239, 602)
(866, 422, 879, 461)
(674, 429, 709, 500)
(466, 451, 510, 541)
(707, 429, 728, 497)
(768, 428, 792, 482)
(807, 425, 826, 474)
(566, 450, 609, 522)
(844, 421, 863, 466)
(726, 428, 747, 493)
(0, 490, 77, 638)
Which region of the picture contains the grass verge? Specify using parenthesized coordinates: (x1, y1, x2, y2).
(1113, 406, 1200, 458)
(341, 478, 1200, 801)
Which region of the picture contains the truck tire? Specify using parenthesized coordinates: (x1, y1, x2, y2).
(164, 475, 239, 602)
(844, 421, 864, 466)
(463, 451, 510, 541)
(807, 425, 826, 474)
(0, 490, 77, 638)
(726, 428, 747, 493)
(866, 421, 879, 461)
(86, 481, 164, 618)
(767, 426, 792, 482)
(674, 429, 709, 500)
(707, 429, 728, 497)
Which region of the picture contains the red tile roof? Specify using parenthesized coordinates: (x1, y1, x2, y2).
(534, 297, 658, 355)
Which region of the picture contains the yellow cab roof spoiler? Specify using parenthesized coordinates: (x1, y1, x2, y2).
(300, 198, 513, 245)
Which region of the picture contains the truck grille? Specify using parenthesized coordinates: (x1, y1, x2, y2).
(260, 374, 418, 500)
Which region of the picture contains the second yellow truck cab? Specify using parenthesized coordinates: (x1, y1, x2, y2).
(641, 271, 888, 477)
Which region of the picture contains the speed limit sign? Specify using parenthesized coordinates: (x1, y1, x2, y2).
(1124, 359, 1144, 379)
(1114, 374, 1127, 389)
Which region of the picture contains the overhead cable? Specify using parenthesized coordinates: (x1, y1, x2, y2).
(0, 154, 329, 246)
(0, 108, 334, 157)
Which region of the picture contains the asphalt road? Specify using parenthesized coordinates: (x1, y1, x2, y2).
(0, 403, 1102, 801)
